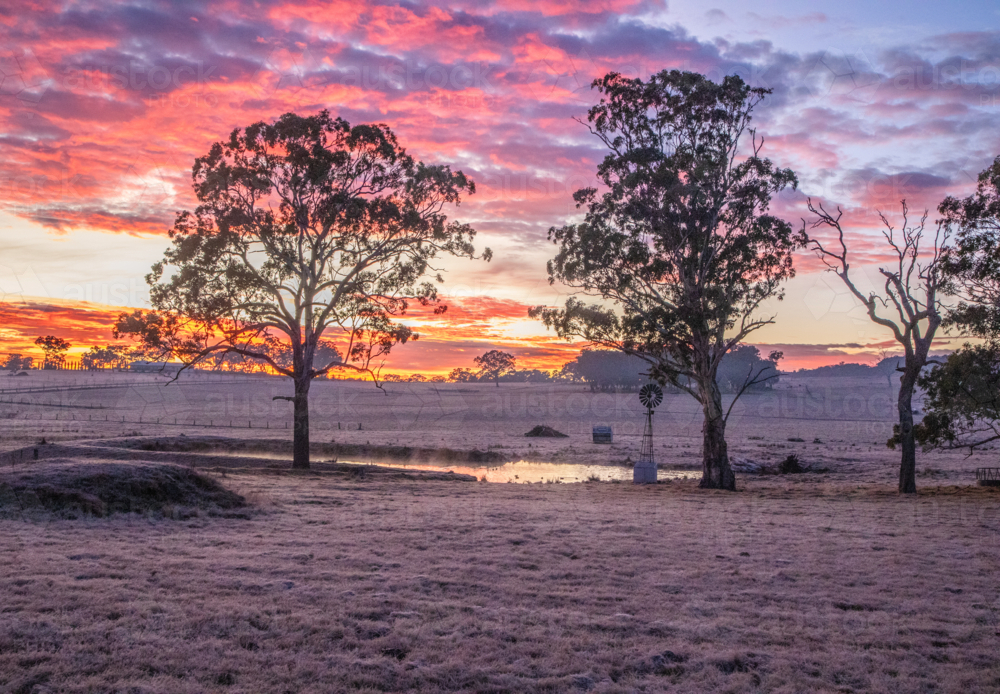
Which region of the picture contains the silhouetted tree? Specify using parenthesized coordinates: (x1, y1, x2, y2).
(35, 335, 70, 368)
(3, 354, 32, 372)
(448, 367, 477, 382)
(799, 199, 948, 493)
(563, 349, 649, 392)
(506, 369, 554, 383)
(474, 350, 516, 387)
(81, 345, 129, 369)
(938, 155, 1000, 337)
(115, 110, 487, 469)
(907, 157, 1000, 453)
(906, 344, 1000, 450)
(716, 345, 782, 394)
(532, 70, 798, 490)
(874, 349, 899, 386)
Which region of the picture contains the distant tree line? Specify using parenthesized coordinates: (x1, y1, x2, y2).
(559, 345, 781, 393)
(447, 351, 565, 385)
(6, 336, 191, 372)
(795, 357, 902, 385)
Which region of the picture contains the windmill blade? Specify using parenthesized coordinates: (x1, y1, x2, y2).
(639, 383, 663, 409)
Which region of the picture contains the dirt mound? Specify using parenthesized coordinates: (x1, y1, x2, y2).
(524, 425, 568, 438)
(0, 461, 246, 518)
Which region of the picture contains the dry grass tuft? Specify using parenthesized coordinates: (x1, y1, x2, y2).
(778, 453, 805, 474)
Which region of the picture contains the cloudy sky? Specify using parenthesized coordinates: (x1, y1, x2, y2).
(1, 0, 998, 373)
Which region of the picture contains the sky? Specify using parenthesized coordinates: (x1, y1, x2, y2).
(1, 0, 998, 374)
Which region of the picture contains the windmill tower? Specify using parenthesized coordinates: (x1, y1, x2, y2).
(634, 383, 662, 484)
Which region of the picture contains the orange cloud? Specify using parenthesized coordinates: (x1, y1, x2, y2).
(0, 298, 128, 358)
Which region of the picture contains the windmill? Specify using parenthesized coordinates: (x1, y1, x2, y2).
(634, 383, 663, 484)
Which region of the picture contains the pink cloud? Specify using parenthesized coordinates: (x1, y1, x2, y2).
(0, 2, 997, 370)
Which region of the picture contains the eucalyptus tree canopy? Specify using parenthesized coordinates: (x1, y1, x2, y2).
(115, 110, 487, 469)
(904, 156, 1000, 455)
(938, 155, 1000, 337)
(531, 70, 797, 490)
(35, 335, 70, 366)
(908, 343, 1000, 451)
(473, 349, 516, 386)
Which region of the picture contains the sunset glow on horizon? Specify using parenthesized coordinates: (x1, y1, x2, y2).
(2, 0, 999, 373)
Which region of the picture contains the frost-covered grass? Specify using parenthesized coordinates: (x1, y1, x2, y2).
(2, 472, 998, 693)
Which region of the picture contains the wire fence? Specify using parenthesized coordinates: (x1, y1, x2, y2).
(976, 467, 1000, 486)
(0, 408, 380, 432)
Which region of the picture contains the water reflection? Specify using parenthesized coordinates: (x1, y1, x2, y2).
(183, 448, 701, 484)
(337, 460, 701, 484)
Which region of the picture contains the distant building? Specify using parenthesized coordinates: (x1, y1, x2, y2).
(130, 361, 184, 374)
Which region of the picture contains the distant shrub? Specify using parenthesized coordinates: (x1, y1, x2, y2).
(779, 454, 804, 474)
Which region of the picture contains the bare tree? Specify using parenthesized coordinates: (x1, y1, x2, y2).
(798, 199, 948, 493)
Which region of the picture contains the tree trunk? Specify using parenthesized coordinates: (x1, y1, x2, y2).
(699, 376, 735, 490)
(292, 376, 311, 470)
(897, 367, 918, 494)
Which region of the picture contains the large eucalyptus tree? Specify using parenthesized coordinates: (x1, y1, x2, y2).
(116, 110, 487, 469)
(532, 71, 797, 490)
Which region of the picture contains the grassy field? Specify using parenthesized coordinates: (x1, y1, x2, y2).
(1, 372, 999, 692)
(0, 369, 992, 477)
